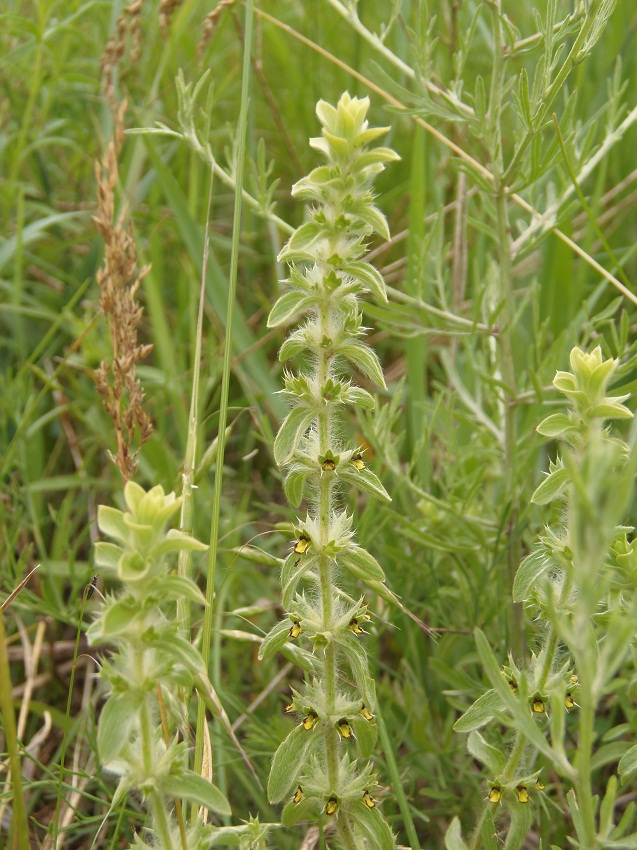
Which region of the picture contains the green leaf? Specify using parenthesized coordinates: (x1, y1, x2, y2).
(278, 221, 323, 261)
(351, 715, 378, 760)
(467, 730, 507, 774)
(342, 261, 387, 302)
(94, 542, 122, 571)
(97, 692, 141, 762)
(284, 468, 309, 508)
(268, 290, 314, 328)
(445, 817, 469, 850)
(338, 632, 375, 706)
(281, 795, 320, 828)
(258, 618, 292, 661)
(512, 549, 552, 602)
(274, 406, 315, 465)
(503, 797, 533, 850)
(454, 690, 504, 733)
(102, 597, 140, 635)
(619, 743, 637, 781)
(268, 724, 315, 804)
(97, 506, 128, 544)
(153, 531, 208, 556)
(350, 803, 395, 850)
(342, 386, 376, 410)
(147, 574, 207, 606)
(339, 341, 387, 388)
(279, 329, 309, 362)
(282, 554, 317, 610)
(531, 467, 569, 504)
(339, 546, 385, 582)
(154, 635, 206, 675)
(339, 467, 391, 502)
(536, 413, 572, 437)
(162, 772, 231, 816)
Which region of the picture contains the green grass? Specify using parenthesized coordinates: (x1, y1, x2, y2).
(2, 1, 637, 848)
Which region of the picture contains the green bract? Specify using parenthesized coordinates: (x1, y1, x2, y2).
(263, 93, 397, 849)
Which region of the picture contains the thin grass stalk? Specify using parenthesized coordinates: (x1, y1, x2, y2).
(0, 613, 30, 850)
(193, 0, 255, 801)
(177, 172, 215, 637)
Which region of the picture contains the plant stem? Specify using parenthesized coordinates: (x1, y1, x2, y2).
(194, 0, 254, 790)
(177, 172, 215, 638)
(490, 0, 523, 659)
(574, 699, 597, 848)
(139, 665, 173, 848)
(317, 298, 339, 790)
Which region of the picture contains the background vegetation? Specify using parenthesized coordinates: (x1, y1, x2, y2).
(2, 1, 637, 848)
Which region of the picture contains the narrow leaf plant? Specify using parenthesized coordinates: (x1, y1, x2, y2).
(259, 93, 399, 850)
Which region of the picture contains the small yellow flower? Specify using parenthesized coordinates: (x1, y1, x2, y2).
(564, 693, 575, 709)
(360, 703, 374, 722)
(351, 452, 366, 470)
(325, 796, 338, 816)
(532, 697, 546, 714)
(294, 534, 311, 554)
(303, 710, 318, 730)
(293, 786, 304, 804)
(337, 718, 353, 739)
(289, 620, 302, 639)
(516, 785, 529, 804)
(349, 616, 365, 634)
(284, 702, 295, 714)
(535, 780, 545, 791)
(488, 786, 501, 804)
(363, 790, 376, 808)
(570, 674, 579, 684)
(322, 458, 336, 472)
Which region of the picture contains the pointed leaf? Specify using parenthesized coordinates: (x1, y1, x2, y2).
(162, 772, 231, 816)
(94, 541, 123, 570)
(97, 506, 128, 544)
(513, 548, 553, 602)
(338, 632, 375, 705)
(339, 341, 386, 388)
(536, 413, 572, 438)
(268, 291, 314, 328)
(268, 724, 315, 804)
(619, 744, 637, 781)
(350, 804, 395, 850)
(531, 467, 569, 504)
(467, 730, 507, 774)
(98, 692, 141, 762)
(258, 618, 293, 661)
(445, 817, 469, 850)
(339, 466, 391, 502)
(339, 546, 385, 582)
(284, 468, 309, 508)
(454, 690, 505, 733)
(342, 261, 387, 302)
(274, 407, 315, 465)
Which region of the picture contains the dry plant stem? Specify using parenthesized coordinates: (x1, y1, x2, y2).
(253, 7, 637, 308)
